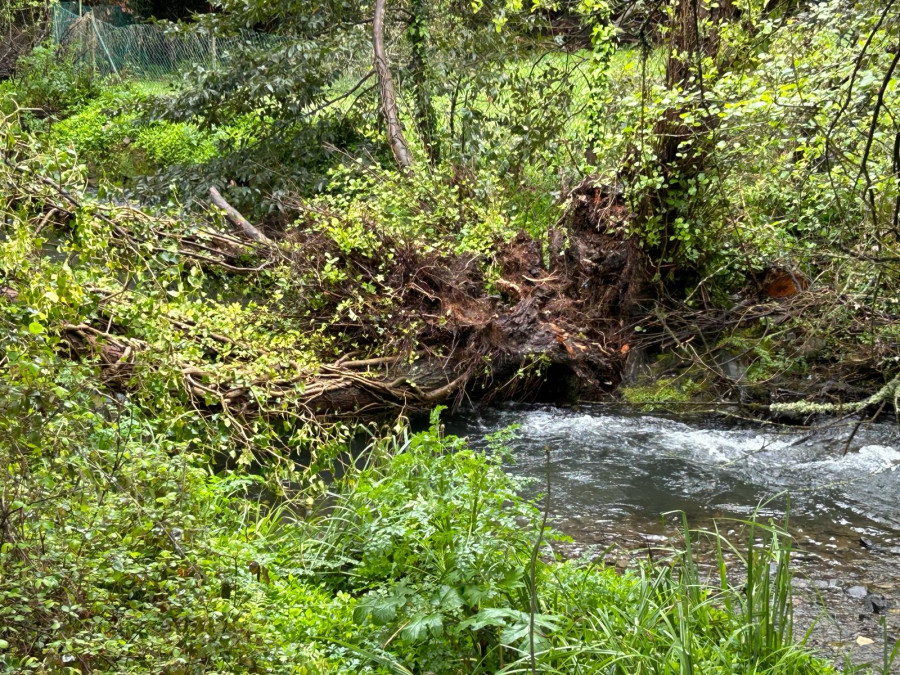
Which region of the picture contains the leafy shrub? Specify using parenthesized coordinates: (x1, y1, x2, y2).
(0, 80, 18, 115)
(50, 96, 136, 159)
(46, 86, 218, 180)
(301, 159, 552, 268)
(135, 121, 217, 167)
(301, 412, 541, 672)
(0, 356, 358, 673)
(10, 43, 100, 114)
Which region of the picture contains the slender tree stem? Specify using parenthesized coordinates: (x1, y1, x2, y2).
(373, 0, 413, 171)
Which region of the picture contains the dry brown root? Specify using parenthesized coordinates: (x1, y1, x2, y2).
(60, 321, 466, 418)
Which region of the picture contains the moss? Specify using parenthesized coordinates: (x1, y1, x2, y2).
(622, 376, 699, 406)
(715, 331, 808, 384)
(771, 374, 900, 415)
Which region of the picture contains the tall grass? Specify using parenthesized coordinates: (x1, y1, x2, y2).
(284, 420, 861, 674)
(500, 515, 833, 675)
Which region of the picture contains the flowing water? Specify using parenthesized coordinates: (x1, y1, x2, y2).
(447, 405, 900, 540)
(446, 405, 900, 667)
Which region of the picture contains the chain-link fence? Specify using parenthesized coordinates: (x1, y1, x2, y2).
(51, 3, 287, 80)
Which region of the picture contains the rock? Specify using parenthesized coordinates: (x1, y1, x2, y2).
(847, 585, 868, 599)
(859, 537, 877, 550)
(855, 636, 874, 646)
(713, 348, 748, 382)
(863, 594, 889, 614)
(798, 336, 827, 358)
(639, 533, 669, 544)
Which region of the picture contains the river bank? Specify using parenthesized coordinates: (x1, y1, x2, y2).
(448, 405, 900, 670)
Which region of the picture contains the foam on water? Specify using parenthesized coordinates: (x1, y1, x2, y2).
(448, 405, 900, 536)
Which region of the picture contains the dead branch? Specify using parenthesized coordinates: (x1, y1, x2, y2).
(209, 187, 274, 246)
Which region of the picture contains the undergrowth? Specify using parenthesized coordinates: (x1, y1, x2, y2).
(0, 358, 857, 673)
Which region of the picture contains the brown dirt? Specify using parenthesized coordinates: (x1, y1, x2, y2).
(282, 177, 650, 413)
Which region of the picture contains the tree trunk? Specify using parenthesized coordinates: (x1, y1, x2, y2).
(373, 0, 414, 171)
(409, 0, 440, 165)
(636, 0, 739, 255)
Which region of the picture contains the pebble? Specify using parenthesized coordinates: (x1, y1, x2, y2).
(847, 585, 868, 599)
(863, 594, 889, 614)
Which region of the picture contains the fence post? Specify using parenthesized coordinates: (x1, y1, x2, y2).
(211, 35, 217, 70)
(91, 12, 96, 73)
(89, 12, 121, 79)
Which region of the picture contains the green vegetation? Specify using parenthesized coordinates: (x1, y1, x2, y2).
(0, 361, 842, 673)
(2, 0, 900, 671)
(622, 376, 700, 408)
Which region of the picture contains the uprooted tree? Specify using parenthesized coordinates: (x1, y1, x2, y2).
(4, 0, 900, 430)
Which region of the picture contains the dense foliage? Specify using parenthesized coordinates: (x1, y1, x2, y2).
(2, 0, 900, 671)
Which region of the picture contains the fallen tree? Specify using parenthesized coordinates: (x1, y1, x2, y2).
(46, 177, 648, 421)
(4, 121, 649, 422)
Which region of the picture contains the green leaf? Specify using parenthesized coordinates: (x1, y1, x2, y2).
(400, 613, 443, 642)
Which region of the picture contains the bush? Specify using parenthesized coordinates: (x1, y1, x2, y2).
(10, 43, 100, 115)
(134, 120, 217, 167)
(301, 414, 541, 672)
(46, 86, 218, 181)
(0, 324, 357, 672)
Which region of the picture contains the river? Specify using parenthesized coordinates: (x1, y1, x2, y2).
(446, 405, 900, 670)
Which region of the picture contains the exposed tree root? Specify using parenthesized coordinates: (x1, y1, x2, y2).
(33, 173, 651, 420)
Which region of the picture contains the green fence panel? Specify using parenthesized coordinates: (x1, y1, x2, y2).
(51, 4, 289, 80)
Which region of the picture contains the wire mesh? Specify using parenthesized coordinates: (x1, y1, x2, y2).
(51, 4, 289, 81)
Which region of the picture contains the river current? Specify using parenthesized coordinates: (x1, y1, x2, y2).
(447, 405, 900, 546)
(446, 405, 900, 665)
(446, 406, 900, 664)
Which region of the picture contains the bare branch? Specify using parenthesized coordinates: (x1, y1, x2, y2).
(209, 186, 273, 246)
